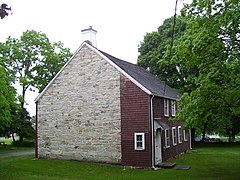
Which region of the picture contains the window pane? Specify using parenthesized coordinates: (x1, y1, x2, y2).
(137, 135, 142, 141)
(137, 142, 142, 148)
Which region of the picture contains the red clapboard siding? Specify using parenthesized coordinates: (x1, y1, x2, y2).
(120, 75, 152, 168)
(152, 96, 191, 162)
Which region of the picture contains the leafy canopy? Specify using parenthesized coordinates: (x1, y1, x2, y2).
(137, 16, 188, 90)
(0, 30, 72, 142)
(173, 0, 240, 139)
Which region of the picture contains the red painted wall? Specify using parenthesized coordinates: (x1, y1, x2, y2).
(152, 97, 190, 162)
(120, 75, 152, 168)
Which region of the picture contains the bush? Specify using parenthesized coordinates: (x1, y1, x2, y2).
(12, 140, 35, 147)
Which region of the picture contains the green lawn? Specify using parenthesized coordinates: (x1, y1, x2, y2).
(0, 138, 34, 153)
(0, 143, 239, 180)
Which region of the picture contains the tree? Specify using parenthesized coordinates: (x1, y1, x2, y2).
(0, 30, 72, 108)
(172, 0, 240, 141)
(0, 3, 11, 19)
(0, 30, 72, 143)
(137, 16, 188, 90)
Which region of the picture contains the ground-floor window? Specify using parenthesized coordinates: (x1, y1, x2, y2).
(172, 127, 177, 146)
(165, 129, 170, 148)
(178, 126, 182, 143)
(134, 133, 145, 150)
(183, 129, 188, 141)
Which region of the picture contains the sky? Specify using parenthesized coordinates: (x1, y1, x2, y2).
(0, 0, 190, 116)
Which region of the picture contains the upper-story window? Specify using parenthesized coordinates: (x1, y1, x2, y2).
(164, 99, 169, 117)
(171, 100, 176, 116)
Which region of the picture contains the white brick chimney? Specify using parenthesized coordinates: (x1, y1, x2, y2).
(81, 26, 97, 47)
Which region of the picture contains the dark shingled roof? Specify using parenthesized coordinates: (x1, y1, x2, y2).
(99, 50, 180, 100)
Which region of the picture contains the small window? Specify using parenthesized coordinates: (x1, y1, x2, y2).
(134, 133, 145, 150)
(165, 129, 170, 148)
(172, 127, 177, 146)
(183, 130, 188, 141)
(178, 126, 182, 143)
(164, 99, 169, 117)
(171, 100, 176, 116)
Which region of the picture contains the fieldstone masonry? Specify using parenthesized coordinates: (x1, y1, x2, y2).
(37, 44, 122, 163)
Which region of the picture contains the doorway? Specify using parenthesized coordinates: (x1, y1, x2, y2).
(155, 128, 162, 165)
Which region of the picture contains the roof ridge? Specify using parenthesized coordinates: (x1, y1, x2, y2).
(99, 49, 180, 100)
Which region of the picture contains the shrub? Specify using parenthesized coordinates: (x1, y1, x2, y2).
(12, 140, 35, 147)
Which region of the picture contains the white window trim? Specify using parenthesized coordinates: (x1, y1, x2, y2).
(165, 129, 170, 148)
(171, 100, 176, 117)
(134, 133, 145, 150)
(172, 127, 177, 146)
(183, 130, 188, 141)
(178, 126, 182, 143)
(164, 99, 169, 117)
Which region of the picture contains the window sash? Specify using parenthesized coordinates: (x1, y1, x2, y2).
(183, 130, 187, 141)
(178, 126, 182, 143)
(171, 100, 176, 116)
(165, 129, 170, 148)
(164, 99, 169, 116)
(134, 133, 145, 150)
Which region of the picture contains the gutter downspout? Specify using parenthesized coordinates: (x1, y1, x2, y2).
(35, 101, 38, 158)
(150, 95, 156, 170)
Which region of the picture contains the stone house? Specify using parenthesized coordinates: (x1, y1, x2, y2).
(35, 27, 191, 168)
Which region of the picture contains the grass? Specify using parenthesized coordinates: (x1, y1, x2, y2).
(0, 143, 239, 180)
(0, 138, 34, 153)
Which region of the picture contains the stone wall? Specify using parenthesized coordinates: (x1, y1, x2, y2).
(37, 44, 121, 163)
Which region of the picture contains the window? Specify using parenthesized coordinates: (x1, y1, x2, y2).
(171, 100, 176, 116)
(178, 126, 182, 143)
(183, 130, 187, 141)
(172, 127, 177, 146)
(134, 133, 145, 150)
(165, 129, 170, 148)
(164, 99, 169, 116)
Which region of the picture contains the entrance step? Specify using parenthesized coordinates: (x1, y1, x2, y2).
(157, 162, 176, 168)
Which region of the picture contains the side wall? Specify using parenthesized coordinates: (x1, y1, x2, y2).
(37, 44, 121, 163)
(120, 75, 152, 168)
(153, 97, 190, 162)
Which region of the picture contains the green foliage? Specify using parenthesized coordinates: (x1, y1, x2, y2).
(173, 0, 240, 140)
(0, 30, 72, 95)
(137, 16, 188, 89)
(138, 1, 240, 140)
(2, 105, 35, 143)
(0, 66, 16, 128)
(12, 140, 35, 147)
(0, 30, 72, 142)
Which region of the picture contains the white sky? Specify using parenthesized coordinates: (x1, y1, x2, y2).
(0, 0, 189, 116)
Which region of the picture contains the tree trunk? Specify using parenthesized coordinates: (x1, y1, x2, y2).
(201, 121, 208, 142)
(191, 128, 196, 144)
(19, 134, 24, 143)
(11, 132, 15, 142)
(228, 130, 232, 142)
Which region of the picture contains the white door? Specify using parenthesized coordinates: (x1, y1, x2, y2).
(155, 129, 162, 165)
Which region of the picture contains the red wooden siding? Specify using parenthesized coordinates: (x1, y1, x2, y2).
(120, 75, 152, 168)
(152, 97, 190, 162)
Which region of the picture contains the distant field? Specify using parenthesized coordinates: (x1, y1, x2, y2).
(0, 142, 239, 180)
(0, 137, 34, 153)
